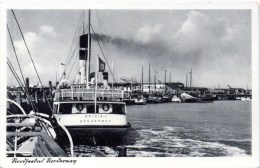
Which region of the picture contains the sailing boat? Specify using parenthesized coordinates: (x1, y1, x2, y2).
(132, 66, 147, 105)
(52, 10, 131, 141)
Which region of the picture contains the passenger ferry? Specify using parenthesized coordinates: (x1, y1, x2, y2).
(53, 83, 131, 137)
(52, 10, 130, 140)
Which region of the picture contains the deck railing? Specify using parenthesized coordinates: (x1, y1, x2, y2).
(54, 88, 125, 101)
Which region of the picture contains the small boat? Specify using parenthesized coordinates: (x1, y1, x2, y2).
(180, 93, 198, 103)
(131, 90, 147, 105)
(171, 95, 181, 103)
(147, 95, 162, 104)
(162, 94, 172, 102)
(241, 97, 251, 101)
(123, 98, 136, 105)
(133, 95, 147, 105)
(236, 97, 242, 100)
(198, 94, 214, 103)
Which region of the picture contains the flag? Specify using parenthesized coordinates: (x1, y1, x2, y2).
(98, 57, 105, 72)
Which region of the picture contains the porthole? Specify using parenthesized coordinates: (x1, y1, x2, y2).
(76, 104, 84, 111)
(102, 104, 109, 111)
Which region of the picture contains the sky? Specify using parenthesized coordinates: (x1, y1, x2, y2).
(7, 9, 251, 89)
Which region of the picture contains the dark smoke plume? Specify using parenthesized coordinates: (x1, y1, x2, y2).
(91, 33, 169, 58)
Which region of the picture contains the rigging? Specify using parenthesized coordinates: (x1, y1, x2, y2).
(11, 10, 53, 112)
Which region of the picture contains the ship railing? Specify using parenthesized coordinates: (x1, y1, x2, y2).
(54, 88, 125, 101)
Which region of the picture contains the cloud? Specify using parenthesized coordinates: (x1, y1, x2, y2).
(7, 10, 251, 89)
(92, 10, 251, 88)
(135, 24, 162, 44)
(8, 25, 60, 85)
(14, 32, 39, 57)
(40, 25, 57, 36)
(173, 11, 227, 59)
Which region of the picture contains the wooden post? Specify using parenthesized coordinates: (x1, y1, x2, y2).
(35, 89, 39, 109)
(42, 88, 46, 102)
(25, 78, 30, 104)
(16, 87, 22, 105)
(49, 81, 53, 102)
(117, 147, 127, 157)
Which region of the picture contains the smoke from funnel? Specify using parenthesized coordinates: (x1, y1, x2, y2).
(91, 33, 169, 58)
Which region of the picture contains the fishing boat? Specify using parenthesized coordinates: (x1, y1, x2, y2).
(162, 94, 172, 102)
(147, 95, 162, 104)
(171, 94, 181, 103)
(241, 97, 251, 101)
(133, 95, 147, 105)
(131, 90, 147, 105)
(180, 92, 198, 103)
(52, 10, 131, 141)
(198, 94, 214, 103)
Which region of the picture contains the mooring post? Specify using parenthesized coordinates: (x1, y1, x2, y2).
(42, 88, 46, 102)
(25, 77, 30, 105)
(17, 87, 22, 105)
(35, 88, 39, 109)
(117, 146, 127, 157)
(49, 81, 53, 102)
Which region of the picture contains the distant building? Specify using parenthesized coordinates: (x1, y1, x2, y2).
(108, 82, 185, 94)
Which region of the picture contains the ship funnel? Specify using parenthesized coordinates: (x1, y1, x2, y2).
(79, 34, 91, 60)
(79, 34, 91, 84)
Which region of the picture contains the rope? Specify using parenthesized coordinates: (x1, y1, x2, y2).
(7, 60, 24, 88)
(64, 12, 83, 66)
(7, 25, 27, 87)
(11, 9, 53, 112)
(7, 59, 38, 112)
(71, 61, 85, 84)
(59, 12, 85, 82)
(95, 11, 112, 57)
(90, 24, 117, 84)
(67, 50, 80, 79)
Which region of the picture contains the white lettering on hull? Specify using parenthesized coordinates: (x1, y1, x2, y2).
(80, 119, 111, 123)
(55, 114, 127, 126)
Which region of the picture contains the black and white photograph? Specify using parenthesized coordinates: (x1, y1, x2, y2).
(0, 1, 259, 168)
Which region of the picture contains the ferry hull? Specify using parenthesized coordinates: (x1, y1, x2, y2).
(55, 124, 131, 144)
(66, 124, 130, 135)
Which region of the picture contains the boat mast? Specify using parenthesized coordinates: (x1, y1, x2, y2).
(186, 72, 188, 90)
(112, 60, 114, 89)
(141, 65, 143, 93)
(164, 70, 167, 94)
(154, 71, 157, 93)
(148, 62, 150, 95)
(190, 68, 192, 91)
(169, 72, 171, 83)
(86, 9, 91, 87)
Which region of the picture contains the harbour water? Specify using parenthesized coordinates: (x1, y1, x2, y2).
(69, 100, 251, 157)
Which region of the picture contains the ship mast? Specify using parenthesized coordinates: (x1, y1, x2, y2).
(141, 65, 143, 93)
(148, 62, 150, 95)
(86, 9, 91, 87)
(190, 68, 192, 91)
